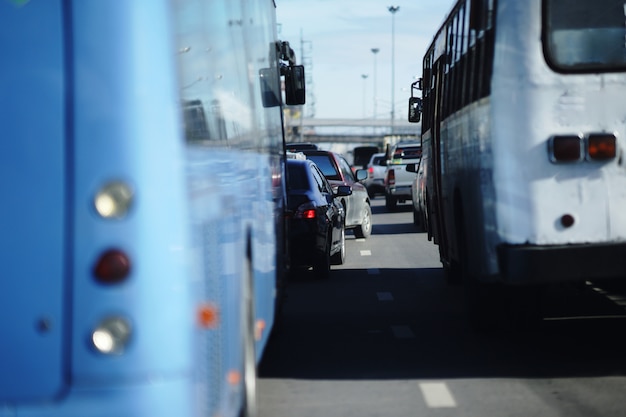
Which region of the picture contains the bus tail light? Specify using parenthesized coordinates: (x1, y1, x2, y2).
(94, 181, 134, 219)
(549, 135, 583, 162)
(587, 133, 616, 161)
(94, 249, 131, 284)
(91, 316, 132, 355)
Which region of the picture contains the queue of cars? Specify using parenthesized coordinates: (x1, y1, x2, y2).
(285, 148, 372, 278)
(284, 142, 424, 278)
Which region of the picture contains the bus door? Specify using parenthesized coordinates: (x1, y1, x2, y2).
(430, 58, 450, 262)
(0, 1, 68, 401)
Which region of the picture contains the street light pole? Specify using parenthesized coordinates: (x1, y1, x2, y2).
(388, 5, 399, 136)
(361, 74, 369, 118)
(371, 47, 379, 120)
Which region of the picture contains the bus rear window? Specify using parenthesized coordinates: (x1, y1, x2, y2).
(543, 0, 626, 72)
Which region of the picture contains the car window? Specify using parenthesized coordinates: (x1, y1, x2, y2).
(287, 163, 309, 191)
(391, 146, 422, 163)
(315, 166, 334, 195)
(306, 154, 341, 180)
(337, 156, 355, 182)
(308, 163, 325, 194)
(373, 156, 385, 165)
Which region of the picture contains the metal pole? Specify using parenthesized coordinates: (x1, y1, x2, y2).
(361, 74, 369, 118)
(371, 48, 379, 120)
(388, 6, 399, 136)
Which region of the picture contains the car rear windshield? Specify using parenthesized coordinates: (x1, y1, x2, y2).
(287, 164, 310, 191)
(390, 146, 422, 163)
(305, 155, 341, 180)
(543, 0, 626, 72)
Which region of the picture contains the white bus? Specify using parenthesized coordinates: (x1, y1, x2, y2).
(409, 0, 626, 330)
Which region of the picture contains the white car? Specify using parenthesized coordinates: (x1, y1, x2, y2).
(363, 152, 387, 197)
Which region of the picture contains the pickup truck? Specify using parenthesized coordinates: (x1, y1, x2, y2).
(384, 141, 421, 210)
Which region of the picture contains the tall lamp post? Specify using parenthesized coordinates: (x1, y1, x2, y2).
(388, 5, 399, 135)
(361, 74, 369, 118)
(371, 47, 379, 121)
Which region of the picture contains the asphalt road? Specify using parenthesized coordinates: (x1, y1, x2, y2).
(258, 198, 626, 417)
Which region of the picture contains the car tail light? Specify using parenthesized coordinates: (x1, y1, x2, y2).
(387, 169, 396, 186)
(94, 249, 131, 284)
(549, 135, 583, 162)
(294, 202, 317, 219)
(368, 166, 374, 178)
(587, 133, 616, 161)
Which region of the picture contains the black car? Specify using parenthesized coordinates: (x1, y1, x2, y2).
(286, 158, 351, 279)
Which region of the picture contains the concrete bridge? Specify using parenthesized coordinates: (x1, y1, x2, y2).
(285, 118, 420, 145)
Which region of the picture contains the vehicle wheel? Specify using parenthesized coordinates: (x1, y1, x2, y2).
(330, 227, 346, 265)
(240, 253, 258, 417)
(385, 194, 397, 210)
(353, 204, 372, 238)
(313, 238, 331, 279)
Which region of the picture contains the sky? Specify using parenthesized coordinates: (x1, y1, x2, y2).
(276, 0, 453, 121)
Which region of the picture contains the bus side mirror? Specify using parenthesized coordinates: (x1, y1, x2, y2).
(285, 65, 306, 106)
(408, 96, 422, 123)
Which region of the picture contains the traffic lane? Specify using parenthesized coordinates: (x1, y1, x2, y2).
(262, 269, 626, 380)
(259, 199, 626, 416)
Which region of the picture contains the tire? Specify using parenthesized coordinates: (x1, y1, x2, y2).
(240, 254, 258, 417)
(353, 204, 372, 238)
(313, 237, 331, 279)
(330, 227, 346, 265)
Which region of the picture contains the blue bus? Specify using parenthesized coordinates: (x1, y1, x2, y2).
(0, 1, 304, 416)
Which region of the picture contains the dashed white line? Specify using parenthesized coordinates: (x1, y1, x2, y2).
(376, 292, 394, 301)
(360, 250, 372, 256)
(419, 382, 457, 408)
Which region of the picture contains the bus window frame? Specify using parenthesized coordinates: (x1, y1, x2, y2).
(541, 0, 626, 74)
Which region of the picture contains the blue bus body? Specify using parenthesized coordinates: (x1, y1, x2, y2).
(0, 1, 291, 416)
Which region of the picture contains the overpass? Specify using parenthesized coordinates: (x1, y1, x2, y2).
(285, 118, 420, 144)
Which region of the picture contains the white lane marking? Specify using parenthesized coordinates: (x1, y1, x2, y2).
(377, 292, 393, 301)
(419, 382, 457, 408)
(355, 238, 366, 242)
(360, 250, 372, 256)
(391, 325, 415, 339)
(367, 268, 380, 274)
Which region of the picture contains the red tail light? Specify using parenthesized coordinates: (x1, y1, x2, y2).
(294, 202, 317, 219)
(368, 166, 374, 178)
(549, 135, 583, 162)
(387, 169, 396, 186)
(588, 133, 616, 161)
(94, 249, 131, 284)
